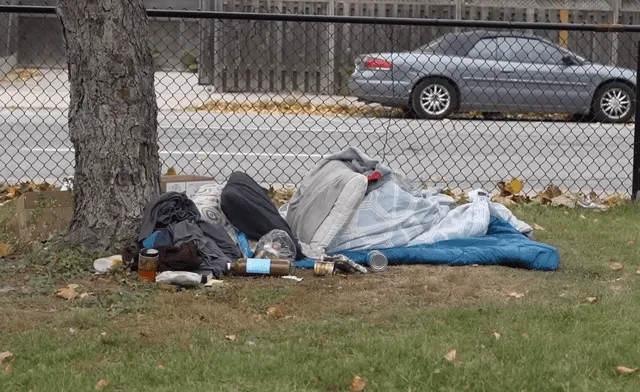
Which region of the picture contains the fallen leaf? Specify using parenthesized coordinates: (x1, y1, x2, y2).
(628, 241, 635, 245)
(532, 223, 545, 231)
(157, 364, 165, 369)
(504, 178, 524, 195)
(266, 307, 284, 319)
(492, 195, 517, 206)
(636, 267, 640, 275)
(225, 334, 237, 341)
(508, 292, 525, 299)
(580, 214, 586, 220)
(551, 195, 576, 208)
(493, 331, 501, 340)
(585, 296, 598, 303)
(95, 379, 110, 389)
(0, 351, 12, 363)
(610, 263, 624, 271)
(164, 167, 177, 176)
(436, 319, 446, 325)
(616, 366, 640, 375)
(0, 244, 12, 257)
(55, 285, 78, 300)
(444, 349, 457, 362)
(5, 363, 12, 375)
(522, 332, 530, 339)
(350, 375, 366, 392)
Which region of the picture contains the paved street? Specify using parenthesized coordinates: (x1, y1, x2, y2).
(0, 108, 633, 195)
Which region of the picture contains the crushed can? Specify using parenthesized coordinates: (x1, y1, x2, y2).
(366, 251, 388, 272)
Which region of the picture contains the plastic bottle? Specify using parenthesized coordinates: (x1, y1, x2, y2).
(227, 258, 292, 276)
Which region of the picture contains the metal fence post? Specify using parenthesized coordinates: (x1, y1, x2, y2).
(633, 41, 640, 200)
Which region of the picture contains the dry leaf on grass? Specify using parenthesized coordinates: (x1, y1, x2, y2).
(627, 241, 635, 246)
(95, 379, 110, 389)
(225, 334, 237, 341)
(0, 351, 12, 363)
(504, 178, 524, 195)
(610, 263, 624, 271)
(493, 331, 501, 340)
(444, 349, 457, 362)
(5, 363, 12, 375)
(508, 292, 525, 299)
(55, 284, 79, 300)
(532, 223, 545, 231)
(0, 244, 12, 258)
(585, 296, 598, 303)
(636, 268, 640, 276)
(157, 364, 165, 369)
(350, 375, 366, 392)
(522, 333, 529, 339)
(266, 307, 285, 319)
(491, 195, 517, 206)
(164, 167, 177, 176)
(616, 366, 640, 375)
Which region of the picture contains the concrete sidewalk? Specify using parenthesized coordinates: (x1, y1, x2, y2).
(0, 69, 364, 112)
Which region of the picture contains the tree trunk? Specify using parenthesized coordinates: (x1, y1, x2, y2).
(58, 0, 160, 249)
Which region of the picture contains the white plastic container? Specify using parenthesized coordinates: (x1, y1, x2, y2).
(93, 255, 122, 273)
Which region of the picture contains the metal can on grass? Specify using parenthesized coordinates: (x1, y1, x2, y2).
(366, 251, 388, 272)
(313, 260, 335, 276)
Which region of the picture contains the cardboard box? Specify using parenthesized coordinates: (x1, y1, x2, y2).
(14, 191, 73, 241)
(161, 175, 214, 198)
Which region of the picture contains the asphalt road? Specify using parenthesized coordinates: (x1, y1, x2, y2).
(0, 108, 633, 194)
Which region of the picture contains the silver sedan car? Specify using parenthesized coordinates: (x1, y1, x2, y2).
(348, 30, 637, 123)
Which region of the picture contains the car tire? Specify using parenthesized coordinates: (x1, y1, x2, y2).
(411, 78, 457, 120)
(592, 82, 635, 123)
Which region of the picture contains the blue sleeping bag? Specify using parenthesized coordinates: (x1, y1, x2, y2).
(295, 217, 559, 271)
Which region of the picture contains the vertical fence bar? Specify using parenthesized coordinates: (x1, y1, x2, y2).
(633, 41, 640, 200)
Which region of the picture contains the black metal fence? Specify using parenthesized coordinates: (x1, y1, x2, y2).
(1, 5, 640, 197)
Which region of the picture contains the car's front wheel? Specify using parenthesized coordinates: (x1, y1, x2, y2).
(592, 82, 635, 123)
(411, 78, 457, 120)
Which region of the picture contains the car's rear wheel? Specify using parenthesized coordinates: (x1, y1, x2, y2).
(411, 78, 457, 120)
(592, 82, 635, 123)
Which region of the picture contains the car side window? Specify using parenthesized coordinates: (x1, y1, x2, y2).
(500, 37, 565, 64)
(467, 38, 500, 61)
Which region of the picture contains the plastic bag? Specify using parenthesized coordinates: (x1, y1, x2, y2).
(156, 271, 206, 288)
(254, 229, 296, 262)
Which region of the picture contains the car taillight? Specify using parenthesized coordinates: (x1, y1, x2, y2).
(364, 58, 393, 71)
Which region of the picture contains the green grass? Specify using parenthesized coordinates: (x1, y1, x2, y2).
(1, 205, 640, 391)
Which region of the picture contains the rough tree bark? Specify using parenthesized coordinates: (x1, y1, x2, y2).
(58, 0, 160, 249)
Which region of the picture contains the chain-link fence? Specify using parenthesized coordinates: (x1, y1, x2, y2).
(1, 5, 640, 196)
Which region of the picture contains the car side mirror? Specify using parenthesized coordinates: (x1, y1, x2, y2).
(561, 55, 575, 66)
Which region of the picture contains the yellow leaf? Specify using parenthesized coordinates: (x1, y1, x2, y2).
(504, 178, 524, 195)
(95, 379, 111, 389)
(266, 307, 284, 319)
(350, 375, 366, 392)
(444, 349, 457, 362)
(610, 263, 624, 271)
(616, 366, 640, 375)
(55, 285, 78, 300)
(164, 167, 177, 176)
(532, 223, 545, 231)
(0, 244, 12, 257)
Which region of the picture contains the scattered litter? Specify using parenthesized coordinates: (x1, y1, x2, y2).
(68, 328, 77, 336)
(551, 195, 576, 208)
(580, 214, 586, 220)
(93, 255, 122, 273)
(585, 296, 598, 303)
(0, 286, 18, 294)
(532, 223, 545, 231)
(508, 292, 525, 299)
(100, 332, 107, 337)
(205, 279, 227, 287)
(225, 334, 237, 341)
(444, 349, 457, 362)
(246, 341, 256, 346)
(493, 331, 501, 340)
(281, 275, 303, 282)
(156, 271, 205, 288)
(95, 379, 111, 390)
